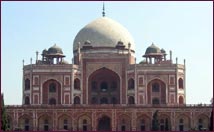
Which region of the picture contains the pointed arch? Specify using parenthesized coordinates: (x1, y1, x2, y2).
(78, 115, 92, 131)
(42, 79, 61, 104)
(158, 114, 171, 131)
(38, 114, 53, 131)
(175, 114, 191, 131)
(18, 114, 33, 131)
(24, 96, 30, 105)
(147, 79, 166, 104)
(179, 96, 184, 104)
(97, 115, 111, 131)
(58, 114, 72, 130)
(74, 78, 80, 90)
(128, 78, 135, 89)
(88, 67, 120, 104)
(178, 78, 183, 89)
(117, 114, 131, 131)
(25, 79, 30, 90)
(136, 114, 151, 131)
(196, 114, 210, 130)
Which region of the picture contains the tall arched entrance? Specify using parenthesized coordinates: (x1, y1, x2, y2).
(88, 67, 120, 104)
(147, 79, 166, 105)
(97, 116, 111, 131)
(42, 79, 61, 104)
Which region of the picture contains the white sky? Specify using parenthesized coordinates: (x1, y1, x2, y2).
(1, 1, 213, 105)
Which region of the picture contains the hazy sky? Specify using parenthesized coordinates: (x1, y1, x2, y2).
(1, 1, 213, 105)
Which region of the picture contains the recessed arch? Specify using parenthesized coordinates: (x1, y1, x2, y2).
(38, 114, 53, 131)
(128, 96, 135, 104)
(175, 114, 191, 131)
(97, 115, 111, 131)
(78, 115, 91, 131)
(117, 114, 131, 131)
(58, 114, 72, 130)
(25, 79, 30, 90)
(74, 78, 81, 90)
(196, 114, 210, 130)
(147, 79, 166, 104)
(18, 114, 33, 131)
(158, 114, 171, 131)
(24, 96, 30, 105)
(42, 79, 61, 104)
(136, 114, 151, 131)
(179, 96, 184, 104)
(128, 78, 135, 89)
(178, 78, 184, 89)
(88, 67, 120, 104)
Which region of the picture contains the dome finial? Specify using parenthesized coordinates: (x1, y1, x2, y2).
(102, 2, 105, 17)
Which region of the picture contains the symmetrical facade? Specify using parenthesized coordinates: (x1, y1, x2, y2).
(5, 15, 212, 131)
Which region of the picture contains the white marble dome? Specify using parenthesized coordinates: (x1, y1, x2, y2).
(73, 17, 135, 52)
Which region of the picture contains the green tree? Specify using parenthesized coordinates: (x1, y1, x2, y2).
(1, 94, 8, 131)
(152, 110, 159, 131)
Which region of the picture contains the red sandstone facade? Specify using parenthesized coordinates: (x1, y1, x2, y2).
(5, 15, 212, 131)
